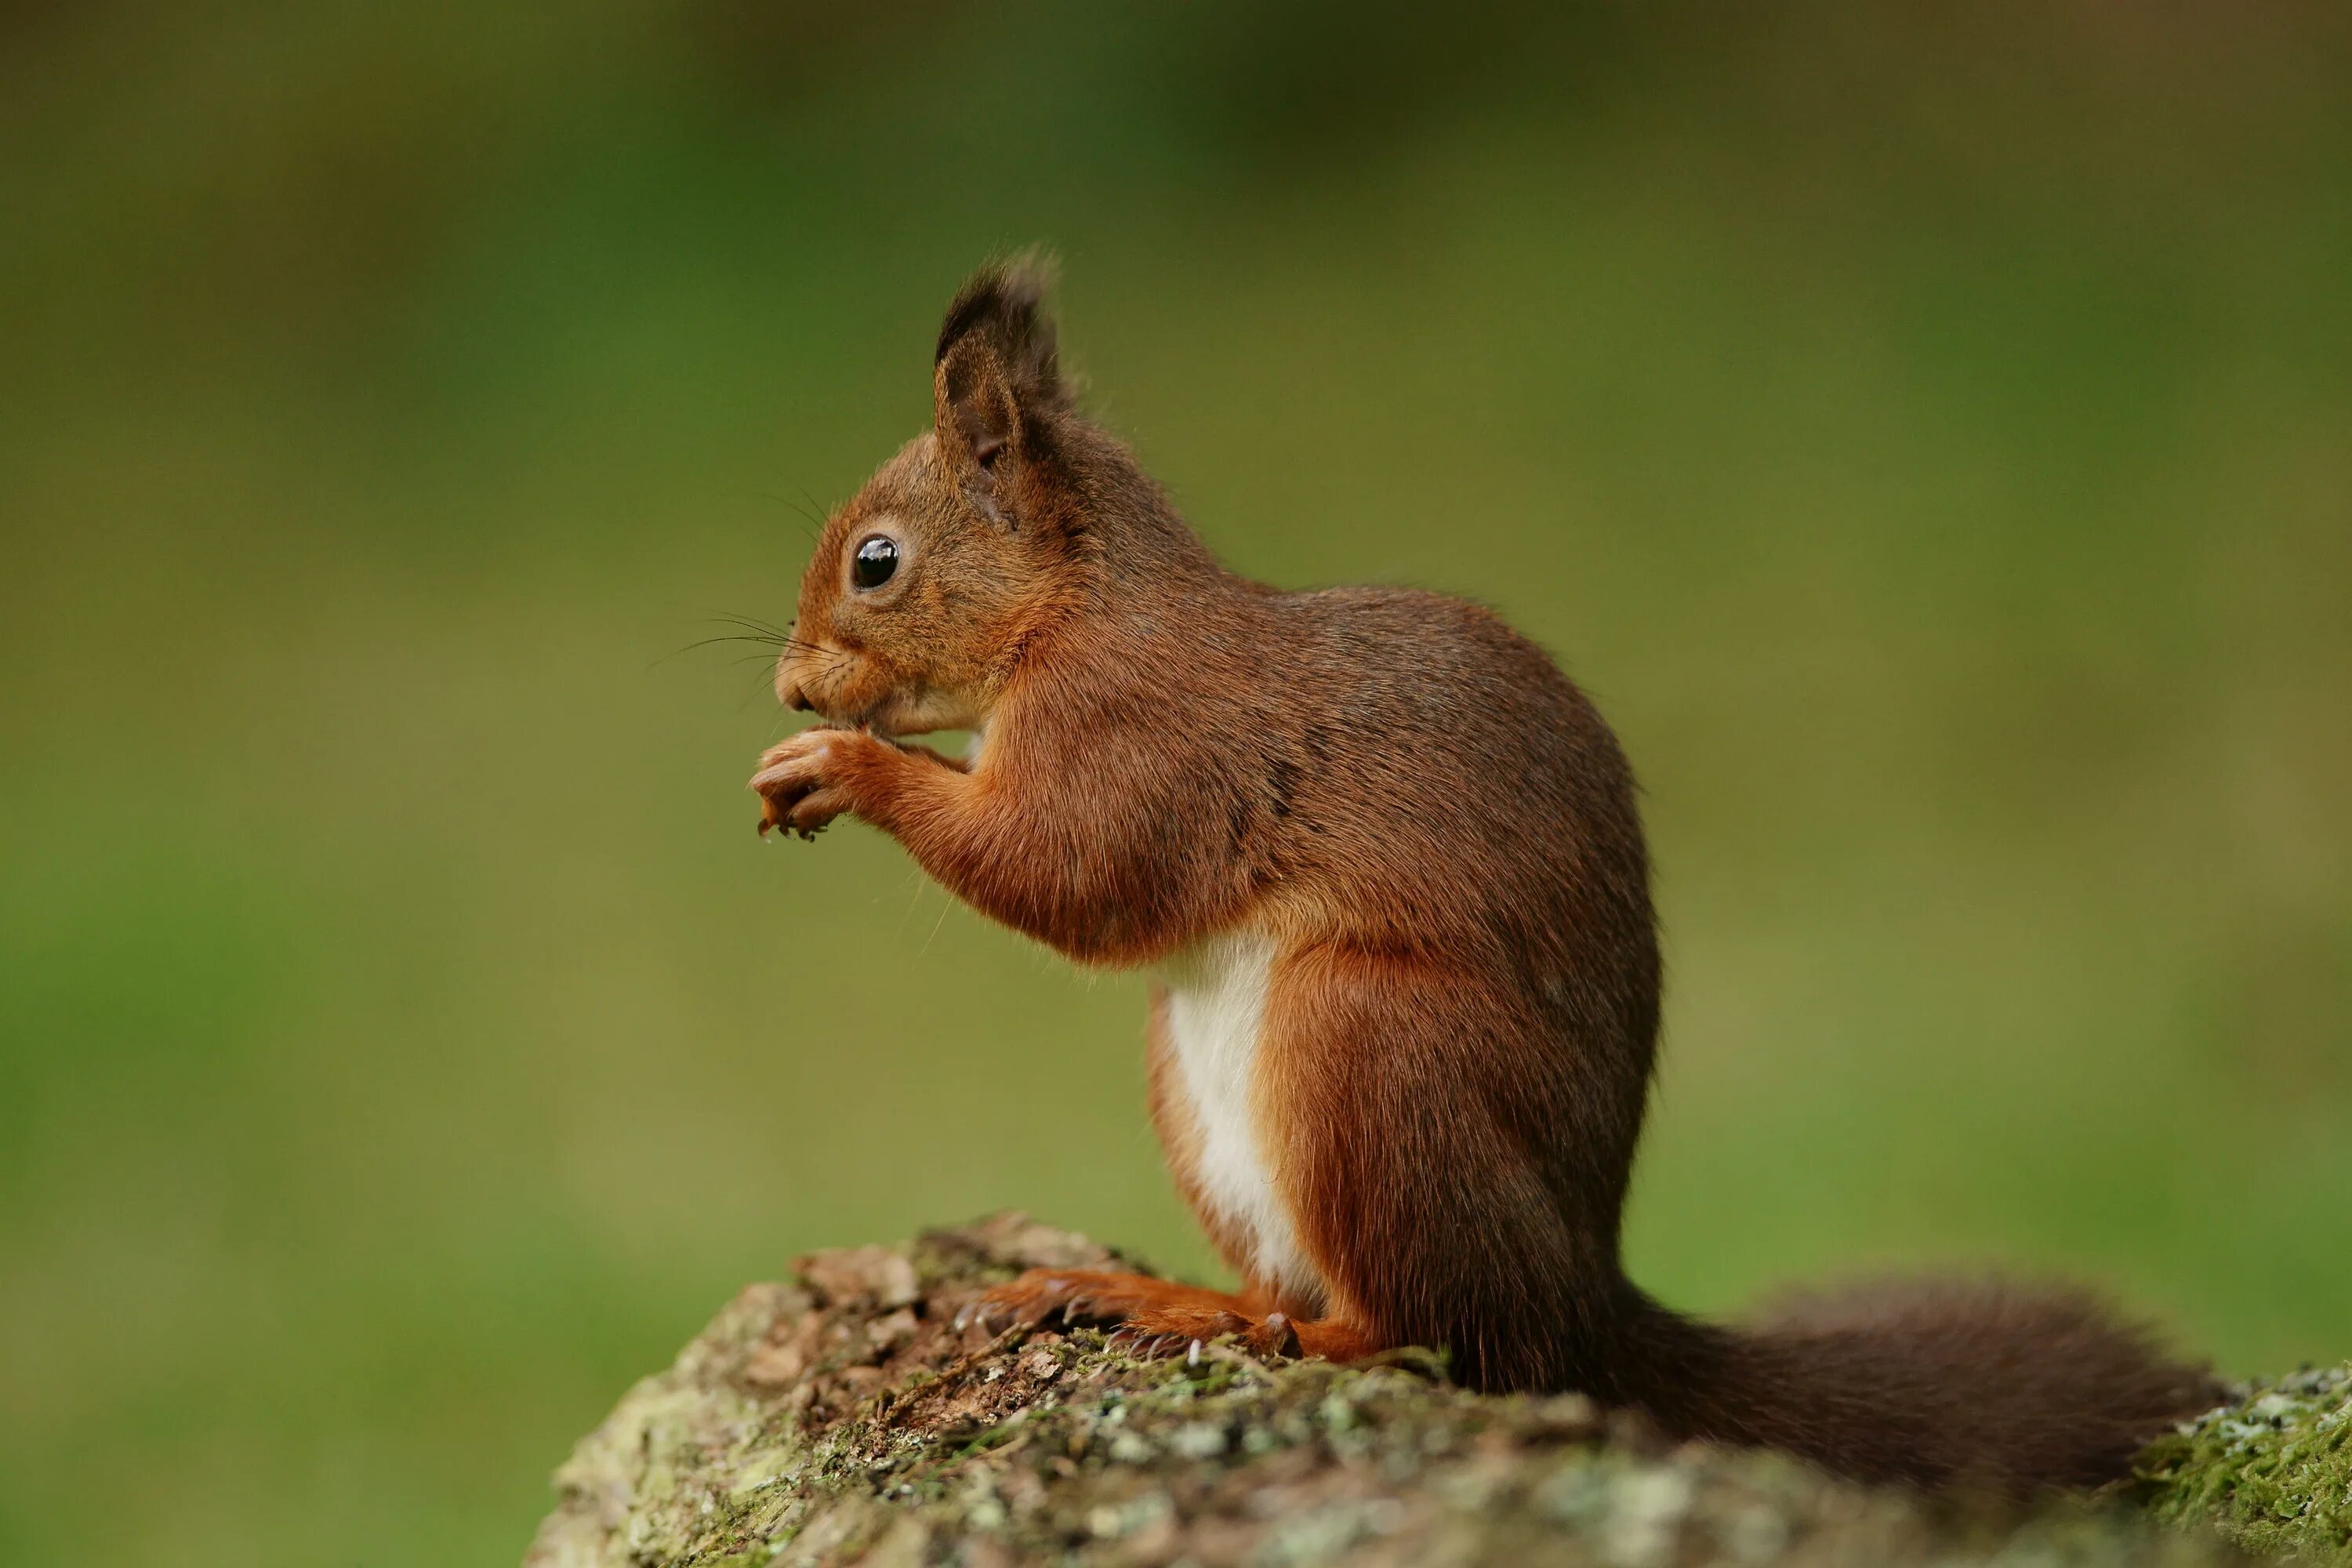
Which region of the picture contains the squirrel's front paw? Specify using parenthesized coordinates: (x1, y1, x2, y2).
(750, 728, 881, 838)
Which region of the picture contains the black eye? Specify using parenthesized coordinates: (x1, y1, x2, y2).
(851, 534, 899, 590)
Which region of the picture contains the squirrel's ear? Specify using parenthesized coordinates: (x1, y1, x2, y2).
(933, 254, 1064, 499)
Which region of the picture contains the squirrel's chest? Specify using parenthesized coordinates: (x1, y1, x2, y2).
(1156, 932, 1323, 1308)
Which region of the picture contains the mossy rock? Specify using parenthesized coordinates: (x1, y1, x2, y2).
(523, 1214, 2343, 1566)
(2139, 1363, 2352, 1561)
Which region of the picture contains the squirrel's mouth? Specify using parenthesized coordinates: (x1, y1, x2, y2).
(775, 645, 868, 722)
(785, 677, 951, 746)
(778, 644, 982, 741)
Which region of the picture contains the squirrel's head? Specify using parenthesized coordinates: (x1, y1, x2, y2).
(775, 256, 1090, 738)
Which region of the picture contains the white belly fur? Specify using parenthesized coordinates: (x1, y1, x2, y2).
(1160, 931, 1324, 1309)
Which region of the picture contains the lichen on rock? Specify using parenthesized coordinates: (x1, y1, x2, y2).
(524, 1214, 2342, 1566)
(2137, 1363, 2352, 1561)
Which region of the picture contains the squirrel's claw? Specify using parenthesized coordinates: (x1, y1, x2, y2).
(1103, 1328, 1192, 1361)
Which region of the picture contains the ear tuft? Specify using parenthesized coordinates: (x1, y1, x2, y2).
(935, 251, 1063, 408)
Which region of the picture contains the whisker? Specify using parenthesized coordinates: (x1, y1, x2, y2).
(716, 612, 793, 636)
(710, 613, 818, 643)
(702, 615, 834, 657)
(650, 637, 776, 673)
(674, 601, 852, 714)
(757, 486, 831, 541)
(706, 615, 789, 639)
(678, 633, 782, 654)
(740, 665, 784, 710)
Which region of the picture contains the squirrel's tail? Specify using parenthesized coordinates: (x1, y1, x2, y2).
(1611, 1276, 2220, 1492)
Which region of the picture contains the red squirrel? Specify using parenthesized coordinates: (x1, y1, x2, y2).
(749, 258, 2214, 1491)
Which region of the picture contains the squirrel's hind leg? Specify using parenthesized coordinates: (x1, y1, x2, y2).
(960, 1268, 1244, 1336)
(960, 1268, 1345, 1365)
(1261, 944, 1628, 1394)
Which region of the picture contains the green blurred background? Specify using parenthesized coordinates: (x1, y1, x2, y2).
(3, 2, 2348, 1562)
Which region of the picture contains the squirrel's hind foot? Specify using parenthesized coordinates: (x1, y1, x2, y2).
(955, 1267, 1363, 1366)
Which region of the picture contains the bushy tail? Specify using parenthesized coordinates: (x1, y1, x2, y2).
(1615, 1277, 2220, 1492)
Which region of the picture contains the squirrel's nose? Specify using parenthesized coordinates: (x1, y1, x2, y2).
(776, 670, 811, 712)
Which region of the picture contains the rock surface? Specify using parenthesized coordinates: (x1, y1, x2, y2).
(524, 1215, 2349, 1567)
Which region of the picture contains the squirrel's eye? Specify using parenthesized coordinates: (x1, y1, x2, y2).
(851, 535, 899, 590)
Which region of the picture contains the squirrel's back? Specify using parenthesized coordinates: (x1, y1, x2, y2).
(1171, 583, 1656, 961)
